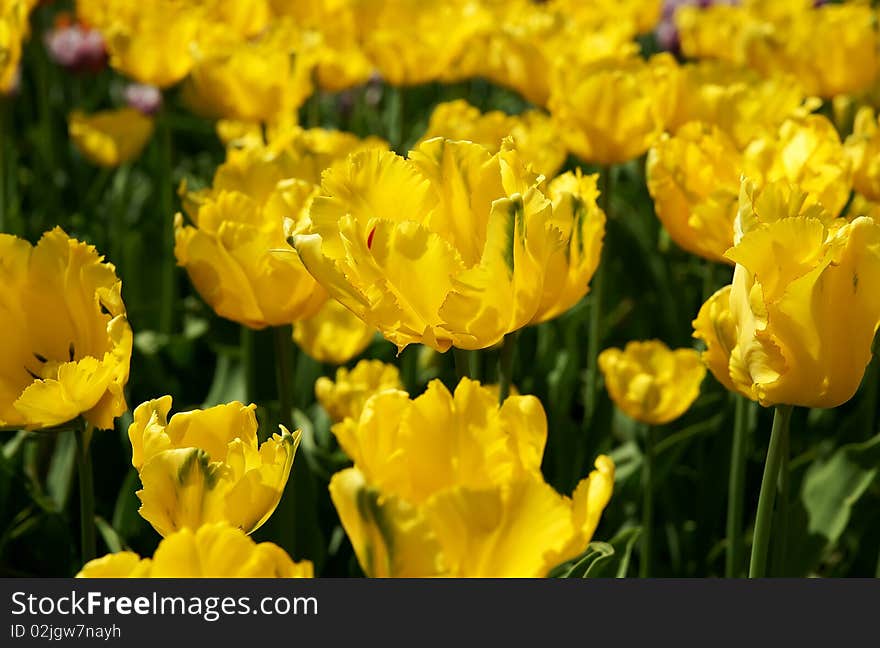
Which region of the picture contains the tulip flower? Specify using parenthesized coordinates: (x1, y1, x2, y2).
(76, 0, 201, 88)
(328, 378, 615, 577)
(271, 1, 373, 93)
(846, 107, 880, 203)
(175, 127, 386, 329)
(646, 123, 742, 264)
(599, 340, 705, 426)
(677, 2, 879, 99)
(647, 114, 851, 264)
(0, 0, 35, 93)
(419, 100, 566, 179)
(693, 178, 880, 409)
(182, 23, 314, 123)
(68, 108, 154, 167)
(744, 4, 879, 99)
(292, 138, 606, 352)
(128, 396, 301, 537)
(554, 0, 662, 34)
(78, 523, 313, 577)
(548, 53, 678, 165)
(446, 1, 640, 107)
(0, 228, 132, 431)
(43, 13, 106, 73)
(665, 61, 808, 149)
(293, 298, 377, 365)
(347, 0, 478, 86)
(315, 359, 403, 423)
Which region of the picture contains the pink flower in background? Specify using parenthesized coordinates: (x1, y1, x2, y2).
(124, 83, 163, 115)
(44, 13, 106, 73)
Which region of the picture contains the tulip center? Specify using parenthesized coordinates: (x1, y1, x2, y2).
(26, 342, 77, 381)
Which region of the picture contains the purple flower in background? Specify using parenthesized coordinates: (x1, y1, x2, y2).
(124, 83, 163, 116)
(44, 15, 106, 73)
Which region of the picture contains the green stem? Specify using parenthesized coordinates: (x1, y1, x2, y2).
(749, 404, 793, 578)
(241, 326, 257, 405)
(453, 348, 472, 382)
(640, 424, 655, 578)
(109, 166, 131, 269)
(771, 415, 790, 576)
(158, 111, 177, 335)
(497, 332, 518, 404)
(725, 395, 751, 577)
(273, 326, 295, 433)
(75, 423, 96, 565)
(584, 165, 612, 424)
(389, 86, 405, 151)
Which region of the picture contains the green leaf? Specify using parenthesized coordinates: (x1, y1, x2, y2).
(585, 527, 643, 578)
(95, 516, 124, 554)
(562, 542, 615, 578)
(112, 469, 146, 542)
(45, 430, 76, 512)
(202, 350, 246, 408)
(801, 432, 880, 546)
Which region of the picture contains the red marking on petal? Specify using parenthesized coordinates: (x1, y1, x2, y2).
(367, 227, 376, 249)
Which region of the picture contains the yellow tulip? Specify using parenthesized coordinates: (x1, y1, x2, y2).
(743, 115, 852, 219)
(846, 107, 880, 202)
(693, 179, 880, 408)
(419, 100, 566, 179)
(648, 114, 851, 263)
(676, 4, 751, 65)
(293, 298, 377, 365)
(849, 193, 880, 223)
(292, 138, 606, 352)
(444, 1, 637, 107)
(549, 53, 678, 165)
(598, 340, 705, 426)
(203, 0, 271, 39)
(666, 61, 809, 149)
(315, 359, 402, 423)
(68, 108, 154, 168)
(0, 228, 131, 431)
(78, 0, 201, 87)
(550, 0, 661, 34)
(175, 126, 386, 329)
(744, 4, 880, 99)
(328, 378, 615, 577)
(678, 2, 879, 99)
(271, 0, 373, 92)
(347, 0, 478, 86)
(128, 396, 300, 537)
(647, 123, 742, 264)
(78, 522, 313, 577)
(0, 0, 34, 93)
(183, 23, 314, 123)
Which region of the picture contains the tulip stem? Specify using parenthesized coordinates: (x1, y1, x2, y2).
(241, 326, 257, 405)
(584, 165, 611, 425)
(75, 422, 96, 566)
(771, 416, 791, 575)
(725, 395, 751, 577)
(640, 424, 655, 578)
(497, 332, 518, 404)
(453, 347, 472, 382)
(749, 404, 793, 578)
(158, 110, 177, 335)
(389, 87, 405, 151)
(273, 326, 295, 433)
